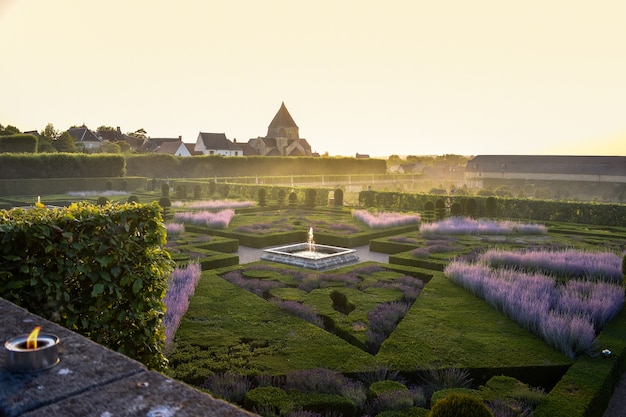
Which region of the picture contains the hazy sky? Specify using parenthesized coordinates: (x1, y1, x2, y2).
(1, 0, 625, 157)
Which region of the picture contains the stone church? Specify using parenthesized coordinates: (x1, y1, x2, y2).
(244, 102, 314, 156)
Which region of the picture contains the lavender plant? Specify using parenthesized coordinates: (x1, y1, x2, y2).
(270, 298, 324, 327)
(174, 209, 235, 228)
(352, 209, 421, 229)
(365, 302, 411, 353)
(444, 256, 624, 358)
(420, 217, 547, 237)
(165, 222, 185, 235)
(162, 262, 202, 348)
(171, 199, 255, 210)
(201, 372, 254, 404)
(479, 249, 623, 283)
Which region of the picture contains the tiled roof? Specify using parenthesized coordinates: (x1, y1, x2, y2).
(199, 132, 241, 150)
(268, 102, 298, 129)
(67, 127, 102, 143)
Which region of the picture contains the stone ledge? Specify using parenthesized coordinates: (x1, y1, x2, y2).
(0, 298, 257, 417)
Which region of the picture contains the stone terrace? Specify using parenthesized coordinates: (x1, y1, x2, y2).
(0, 298, 257, 417)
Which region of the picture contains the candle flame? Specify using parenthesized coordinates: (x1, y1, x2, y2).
(26, 326, 41, 350)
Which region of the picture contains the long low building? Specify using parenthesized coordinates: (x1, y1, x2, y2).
(465, 155, 626, 186)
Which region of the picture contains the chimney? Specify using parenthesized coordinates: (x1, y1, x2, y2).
(178, 135, 182, 141)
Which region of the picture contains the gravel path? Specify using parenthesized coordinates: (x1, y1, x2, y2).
(237, 245, 625, 416)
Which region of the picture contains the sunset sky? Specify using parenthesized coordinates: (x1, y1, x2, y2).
(1, 0, 625, 157)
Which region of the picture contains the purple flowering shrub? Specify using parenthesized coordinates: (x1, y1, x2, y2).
(200, 373, 253, 404)
(421, 217, 547, 237)
(479, 249, 623, 283)
(165, 222, 185, 235)
(162, 262, 202, 348)
(221, 270, 283, 298)
(171, 200, 255, 210)
(352, 209, 421, 229)
(365, 302, 411, 354)
(174, 209, 235, 228)
(445, 252, 624, 358)
(270, 298, 324, 327)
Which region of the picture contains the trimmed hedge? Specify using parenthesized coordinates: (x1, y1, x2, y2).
(0, 202, 173, 370)
(0, 153, 125, 179)
(358, 190, 626, 227)
(0, 134, 38, 153)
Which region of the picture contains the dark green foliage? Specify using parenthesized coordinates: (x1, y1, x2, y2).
(450, 202, 463, 216)
(120, 180, 127, 191)
(430, 388, 483, 407)
(106, 180, 113, 190)
(125, 154, 179, 178)
(158, 197, 172, 221)
(127, 195, 140, 204)
(289, 391, 357, 417)
(435, 199, 446, 220)
(423, 201, 435, 222)
(429, 392, 493, 417)
(485, 196, 497, 217)
(622, 253, 626, 277)
(277, 188, 286, 207)
(176, 184, 187, 199)
(0, 202, 173, 370)
(334, 188, 344, 206)
(258, 188, 267, 207)
(96, 196, 109, 206)
(465, 198, 477, 218)
(193, 184, 202, 199)
(359, 190, 376, 208)
(0, 134, 38, 153)
(208, 180, 217, 196)
(221, 183, 230, 198)
(243, 387, 290, 414)
(289, 191, 298, 207)
(377, 408, 430, 417)
(305, 188, 317, 209)
(0, 153, 125, 179)
(369, 380, 409, 398)
(161, 183, 170, 197)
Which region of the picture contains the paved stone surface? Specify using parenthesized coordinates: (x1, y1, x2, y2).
(0, 298, 257, 417)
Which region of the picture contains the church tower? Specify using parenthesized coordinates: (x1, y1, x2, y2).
(267, 102, 299, 140)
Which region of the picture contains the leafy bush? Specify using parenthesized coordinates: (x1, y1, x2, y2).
(0, 202, 173, 370)
(258, 188, 267, 207)
(0, 134, 38, 153)
(334, 188, 344, 207)
(201, 372, 254, 404)
(429, 392, 493, 417)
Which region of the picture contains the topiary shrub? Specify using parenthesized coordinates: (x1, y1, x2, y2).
(424, 201, 435, 222)
(277, 189, 286, 207)
(334, 188, 344, 207)
(305, 188, 317, 209)
(450, 202, 463, 216)
(435, 198, 446, 220)
(465, 198, 477, 218)
(127, 195, 140, 204)
(258, 188, 267, 207)
(485, 196, 497, 217)
(243, 386, 291, 415)
(429, 392, 493, 417)
(289, 191, 298, 208)
(158, 196, 172, 221)
(96, 196, 109, 206)
(105, 180, 113, 191)
(161, 182, 170, 197)
(193, 184, 202, 199)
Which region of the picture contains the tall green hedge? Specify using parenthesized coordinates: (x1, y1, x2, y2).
(0, 153, 125, 179)
(0, 202, 173, 370)
(0, 134, 38, 153)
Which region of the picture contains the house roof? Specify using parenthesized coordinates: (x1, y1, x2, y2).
(198, 132, 241, 151)
(67, 126, 101, 143)
(268, 102, 298, 129)
(466, 155, 626, 176)
(155, 141, 184, 154)
(140, 137, 181, 152)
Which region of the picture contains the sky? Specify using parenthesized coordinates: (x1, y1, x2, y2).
(1, 0, 625, 157)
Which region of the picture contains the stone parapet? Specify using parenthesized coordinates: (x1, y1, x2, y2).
(0, 298, 257, 417)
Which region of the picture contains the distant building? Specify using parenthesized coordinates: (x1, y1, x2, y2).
(246, 102, 314, 156)
(195, 132, 242, 156)
(67, 125, 102, 151)
(465, 155, 626, 187)
(154, 140, 192, 157)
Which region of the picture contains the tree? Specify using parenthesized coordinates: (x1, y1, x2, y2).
(0, 124, 20, 136)
(53, 131, 76, 152)
(41, 123, 59, 141)
(127, 128, 148, 139)
(101, 142, 122, 153)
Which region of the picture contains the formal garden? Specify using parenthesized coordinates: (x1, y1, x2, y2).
(2, 187, 626, 417)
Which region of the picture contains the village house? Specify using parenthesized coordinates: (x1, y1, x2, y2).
(67, 125, 102, 151)
(194, 132, 243, 156)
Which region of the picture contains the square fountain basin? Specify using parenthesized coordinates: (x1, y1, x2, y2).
(261, 243, 359, 271)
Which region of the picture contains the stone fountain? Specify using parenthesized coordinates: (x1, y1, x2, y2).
(261, 227, 359, 271)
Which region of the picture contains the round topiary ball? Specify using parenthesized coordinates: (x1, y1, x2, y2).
(429, 392, 493, 417)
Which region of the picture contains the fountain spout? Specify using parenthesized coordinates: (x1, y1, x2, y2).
(307, 227, 315, 252)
